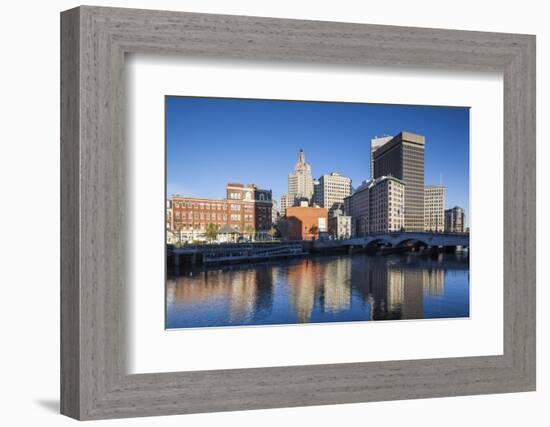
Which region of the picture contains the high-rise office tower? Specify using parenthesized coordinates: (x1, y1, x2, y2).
(313, 179, 322, 206)
(370, 136, 393, 179)
(424, 185, 445, 232)
(372, 131, 425, 231)
(288, 149, 314, 202)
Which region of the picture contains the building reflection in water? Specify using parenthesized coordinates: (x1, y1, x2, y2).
(322, 258, 352, 313)
(166, 252, 467, 328)
(167, 266, 275, 326)
(284, 261, 317, 323)
(282, 257, 352, 323)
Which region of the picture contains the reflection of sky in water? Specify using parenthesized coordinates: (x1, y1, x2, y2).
(166, 252, 469, 329)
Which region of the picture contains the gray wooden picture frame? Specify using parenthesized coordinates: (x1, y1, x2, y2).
(60, 5, 536, 420)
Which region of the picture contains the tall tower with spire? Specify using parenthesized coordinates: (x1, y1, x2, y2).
(288, 149, 314, 202)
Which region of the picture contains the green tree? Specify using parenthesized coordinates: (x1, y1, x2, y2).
(205, 223, 219, 242)
(309, 224, 319, 240)
(243, 225, 255, 241)
(172, 223, 184, 247)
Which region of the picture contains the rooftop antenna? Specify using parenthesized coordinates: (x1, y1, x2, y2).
(439, 173, 443, 186)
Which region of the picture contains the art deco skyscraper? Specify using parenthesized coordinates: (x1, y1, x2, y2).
(288, 149, 314, 202)
(372, 131, 425, 231)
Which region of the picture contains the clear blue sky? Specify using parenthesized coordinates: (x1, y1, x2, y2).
(166, 96, 469, 222)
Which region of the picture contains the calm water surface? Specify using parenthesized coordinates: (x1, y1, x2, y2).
(166, 252, 469, 329)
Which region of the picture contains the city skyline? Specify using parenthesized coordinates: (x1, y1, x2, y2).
(166, 96, 470, 223)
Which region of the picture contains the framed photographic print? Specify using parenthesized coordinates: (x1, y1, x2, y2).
(61, 6, 536, 420)
(165, 97, 470, 329)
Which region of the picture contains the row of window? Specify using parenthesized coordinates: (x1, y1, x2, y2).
(173, 224, 255, 232)
(173, 201, 226, 210)
(175, 212, 228, 221)
(229, 192, 270, 201)
(173, 201, 270, 211)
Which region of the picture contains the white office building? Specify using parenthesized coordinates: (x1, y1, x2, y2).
(313, 172, 352, 217)
(424, 185, 445, 232)
(344, 176, 405, 236)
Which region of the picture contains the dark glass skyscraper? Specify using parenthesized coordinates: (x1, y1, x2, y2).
(372, 131, 425, 231)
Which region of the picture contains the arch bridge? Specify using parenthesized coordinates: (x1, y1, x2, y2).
(315, 231, 469, 250)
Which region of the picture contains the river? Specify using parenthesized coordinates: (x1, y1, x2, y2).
(166, 252, 469, 329)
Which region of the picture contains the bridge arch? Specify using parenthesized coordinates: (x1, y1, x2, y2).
(394, 238, 431, 248)
(365, 237, 393, 247)
(339, 232, 469, 250)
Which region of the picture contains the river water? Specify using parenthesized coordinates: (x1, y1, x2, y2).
(166, 252, 469, 329)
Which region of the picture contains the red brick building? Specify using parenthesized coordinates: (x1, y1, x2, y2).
(170, 183, 272, 243)
(285, 206, 328, 241)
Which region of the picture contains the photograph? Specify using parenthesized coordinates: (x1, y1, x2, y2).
(165, 96, 470, 329)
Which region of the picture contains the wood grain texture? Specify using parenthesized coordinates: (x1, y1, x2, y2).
(60, 7, 80, 419)
(60, 6, 536, 420)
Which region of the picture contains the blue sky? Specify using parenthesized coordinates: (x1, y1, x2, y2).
(166, 96, 469, 222)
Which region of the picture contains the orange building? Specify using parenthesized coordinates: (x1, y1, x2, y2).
(285, 206, 328, 240)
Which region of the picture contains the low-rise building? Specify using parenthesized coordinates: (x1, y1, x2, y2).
(166, 200, 175, 244)
(170, 182, 272, 243)
(445, 206, 466, 233)
(285, 206, 328, 240)
(170, 195, 234, 243)
(328, 208, 352, 239)
(252, 186, 273, 237)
